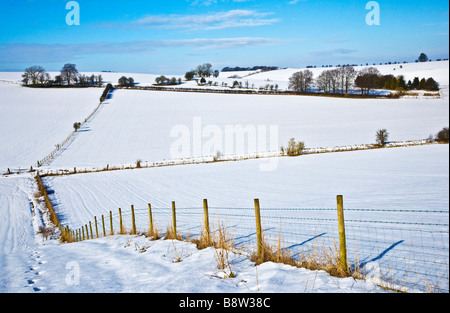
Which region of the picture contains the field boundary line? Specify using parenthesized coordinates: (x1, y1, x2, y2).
(33, 139, 446, 177)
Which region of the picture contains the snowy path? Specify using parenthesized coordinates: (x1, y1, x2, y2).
(20, 235, 390, 293)
(0, 177, 43, 292)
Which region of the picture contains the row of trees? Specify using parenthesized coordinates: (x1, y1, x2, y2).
(118, 76, 135, 87)
(355, 68, 440, 94)
(288, 66, 358, 94)
(155, 76, 182, 85)
(221, 66, 279, 72)
(378, 75, 439, 92)
(288, 66, 440, 95)
(22, 64, 103, 87)
(185, 63, 220, 81)
(317, 66, 357, 94)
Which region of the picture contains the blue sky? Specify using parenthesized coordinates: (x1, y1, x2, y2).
(0, 0, 448, 73)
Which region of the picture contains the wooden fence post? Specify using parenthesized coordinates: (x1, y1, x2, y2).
(148, 203, 154, 236)
(203, 199, 211, 241)
(337, 195, 348, 273)
(89, 221, 93, 239)
(110, 211, 114, 235)
(82, 227, 85, 241)
(254, 199, 263, 261)
(172, 201, 177, 237)
(85, 224, 89, 240)
(131, 205, 136, 235)
(119, 208, 124, 234)
(94, 216, 99, 238)
(102, 215, 106, 237)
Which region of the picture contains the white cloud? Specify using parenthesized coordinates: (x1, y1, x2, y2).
(288, 0, 307, 4)
(0, 38, 284, 63)
(130, 10, 280, 30)
(189, 0, 255, 6)
(311, 48, 358, 57)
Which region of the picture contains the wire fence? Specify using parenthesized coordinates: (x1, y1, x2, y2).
(66, 201, 449, 293)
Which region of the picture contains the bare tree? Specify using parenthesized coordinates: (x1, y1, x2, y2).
(340, 66, 357, 94)
(329, 69, 340, 93)
(196, 63, 213, 78)
(22, 66, 46, 86)
(316, 70, 332, 93)
(60, 63, 79, 86)
(316, 69, 341, 93)
(289, 70, 314, 92)
(376, 129, 389, 145)
(355, 67, 381, 95)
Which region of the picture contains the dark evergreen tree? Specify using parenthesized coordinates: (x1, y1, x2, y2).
(397, 76, 406, 90)
(425, 77, 439, 91)
(418, 53, 429, 62)
(412, 77, 420, 89)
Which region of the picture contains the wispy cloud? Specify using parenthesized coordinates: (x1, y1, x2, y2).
(116, 10, 280, 30)
(288, 0, 307, 4)
(0, 37, 284, 63)
(311, 48, 357, 57)
(189, 0, 255, 6)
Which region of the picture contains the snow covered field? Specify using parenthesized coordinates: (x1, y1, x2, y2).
(43, 89, 448, 169)
(0, 61, 448, 293)
(45, 144, 449, 292)
(0, 83, 103, 172)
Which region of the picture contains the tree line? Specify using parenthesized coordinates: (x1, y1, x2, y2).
(221, 66, 279, 72)
(289, 66, 358, 94)
(185, 63, 220, 81)
(22, 64, 103, 87)
(154, 76, 182, 86)
(289, 66, 440, 95)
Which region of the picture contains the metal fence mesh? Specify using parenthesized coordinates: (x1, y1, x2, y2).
(77, 204, 449, 293)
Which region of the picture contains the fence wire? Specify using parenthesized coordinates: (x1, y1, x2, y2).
(77, 205, 449, 293)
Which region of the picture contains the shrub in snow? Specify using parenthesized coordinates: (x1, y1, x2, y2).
(376, 129, 389, 146)
(73, 122, 81, 132)
(436, 127, 449, 143)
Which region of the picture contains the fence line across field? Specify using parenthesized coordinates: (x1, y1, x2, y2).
(63, 197, 449, 293)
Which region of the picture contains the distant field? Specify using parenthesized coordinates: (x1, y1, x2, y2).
(0, 84, 103, 171)
(48, 88, 449, 168)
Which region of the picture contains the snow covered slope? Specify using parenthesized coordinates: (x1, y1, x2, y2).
(1, 60, 448, 89)
(247, 61, 449, 88)
(0, 175, 391, 293)
(0, 83, 103, 172)
(45, 144, 449, 292)
(0, 60, 448, 293)
(47, 88, 449, 168)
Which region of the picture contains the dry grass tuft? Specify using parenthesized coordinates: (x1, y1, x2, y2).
(164, 226, 183, 241)
(213, 222, 235, 278)
(146, 226, 161, 240)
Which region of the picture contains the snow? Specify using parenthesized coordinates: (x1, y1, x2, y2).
(47, 144, 449, 216)
(0, 83, 103, 172)
(0, 60, 448, 293)
(246, 61, 450, 89)
(42, 89, 448, 169)
(44, 144, 449, 293)
(1, 60, 448, 91)
(0, 174, 389, 293)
